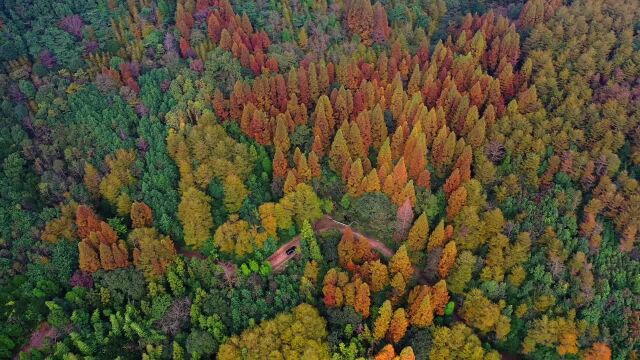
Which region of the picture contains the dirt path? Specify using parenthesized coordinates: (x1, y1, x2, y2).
(267, 215, 395, 272)
(315, 216, 394, 258)
(16, 322, 58, 359)
(267, 237, 301, 272)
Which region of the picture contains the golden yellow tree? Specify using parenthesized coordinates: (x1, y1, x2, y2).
(427, 220, 446, 251)
(347, 159, 364, 196)
(407, 212, 429, 253)
(389, 245, 413, 280)
(369, 259, 390, 292)
(178, 187, 214, 248)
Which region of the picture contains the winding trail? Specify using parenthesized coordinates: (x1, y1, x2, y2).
(267, 215, 394, 272)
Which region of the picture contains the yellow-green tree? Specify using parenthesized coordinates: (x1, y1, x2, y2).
(460, 289, 501, 334)
(280, 183, 323, 226)
(446, 250, 477, 294)
(329, 129, 351, 174)
(430, 323, 498, 359)
(99, 149, 137, 216)
(217, 304, 329, 359)
(223, 174, 249, 213)
(214, 215, 262, 257)
(373, 300, 393, 341)
(178, 187, 214, 248)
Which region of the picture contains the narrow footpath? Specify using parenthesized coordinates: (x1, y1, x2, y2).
(267, 215, 394, 271)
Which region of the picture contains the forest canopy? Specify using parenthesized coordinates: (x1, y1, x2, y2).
(0, 0, 638, 359)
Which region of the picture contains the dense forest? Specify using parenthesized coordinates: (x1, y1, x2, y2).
(0, 0, 638, 359)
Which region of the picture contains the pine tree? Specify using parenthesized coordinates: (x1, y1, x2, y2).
(446, 186, 467, 220)
(83, 163, 100, 196)
(283, 170, 298, 194)
(112, 241, 129, 268)
(375, 344, 395, 360)
(347, 0, 374, 44)
(369, 260, 389, 292)
(79, 241, 100, 273)
(438, 241, 457, 278)
(308, 151, 321, 178)
(460, 288, 500, 334)
(348, 121, 366, 159)
(406, 131, 427, 181)
(398, 347, 415, 360)
(322, 270, 342, 307)
(130, 202, 153, 229)
(258, 203, 278, 236)
(338, 227, 356, 267)
(329, 129, 351, 174)
(447, 250, 476, 294)
(397, 181, 416, 207)
(371, 105, 388, 148)
(273, 116, 290, 152)
(213, 88, 229, 120)
(390, 272, 406, 301)
(407, 64, 422, 95)
(347, 159, 364, 196)
(377, 139, 392, 178)
(584, 343, 611, 360)
(387, 308, 408, 343)
(224, 174, 249, 213)
(178, 187, 214, 248)
(301, 220, 323, 262)
(394, 199, 414, 242)
(390, 85, 407, 121)
(374, 300, 393, 341)
(296, 154, 312, 183)
(354, 282, 371, 318)
(175, 2, 194, 40)
(407, 212, 429, 253)
(355, 110, 372, 151)
(219, 29, 232, 51)
(273, 147, 288, 179)
(99, 242, 116, 270)
(311, 132, 325, 157)
(76, 205, 100, 239)
(308, 63, 320, 102)
(391, 126, 405, 161)
(318, 61, 330, 94)
(408, 288, 434, 328)
(391, 158, 408, 195)
(431, 280, 450, 316)
(362, 169, 381, 193)
(390, 245, 413, 280)
(371, 1, 390, 44)
(427, 220, 446, 251)
(443, 168, 461, 196)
